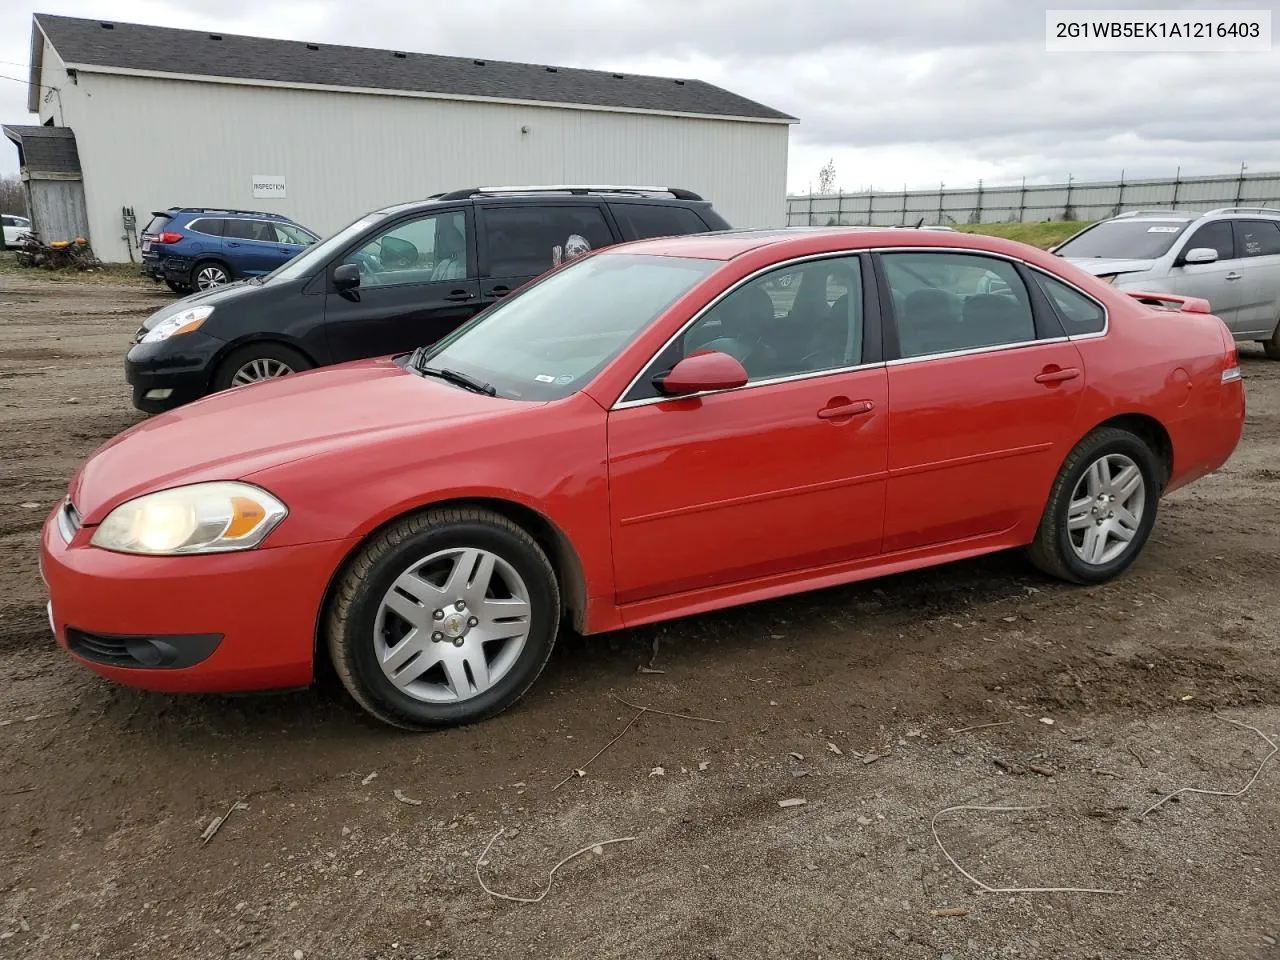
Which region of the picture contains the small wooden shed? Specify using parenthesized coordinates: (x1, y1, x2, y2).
(2, 125, 90, 244)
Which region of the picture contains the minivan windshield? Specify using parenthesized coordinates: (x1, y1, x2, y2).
(1055, 219, 1191, 260)
(264, 211, 389, 283)
(416, 253, 720, 401)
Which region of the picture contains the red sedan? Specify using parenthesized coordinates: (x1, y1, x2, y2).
(41, 227, 1245, 729)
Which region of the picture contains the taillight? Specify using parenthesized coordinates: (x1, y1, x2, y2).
(156, 231, 183, 244)
(1222, 343, 1241, 383)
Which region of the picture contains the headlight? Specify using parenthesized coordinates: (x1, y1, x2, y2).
(141, 305, 214, 343)
(90, 482, 287, 555)
(1098, 274, 1117, 285)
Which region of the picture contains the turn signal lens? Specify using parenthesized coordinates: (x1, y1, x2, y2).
(90, 482, 287, 555)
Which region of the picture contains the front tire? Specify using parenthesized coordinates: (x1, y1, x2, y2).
(211, 343, 312, 392)
(325, 507, 560, 730)
(1027, 427, 1161, 584)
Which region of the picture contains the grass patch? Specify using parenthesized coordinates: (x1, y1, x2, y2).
(953, 221, 1092, 250)
(0, 250, 152, 286)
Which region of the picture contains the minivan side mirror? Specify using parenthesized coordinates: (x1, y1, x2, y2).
(332, 262, 361, 290)
(655, 351, 749, 396)
(1182, 247, 1219, 265)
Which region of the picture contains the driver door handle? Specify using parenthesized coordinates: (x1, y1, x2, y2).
(1225, 271, 1243, 281)
(817, 399, 875, 420)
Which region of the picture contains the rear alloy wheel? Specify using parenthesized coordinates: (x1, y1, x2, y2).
(1027, 427, 1161, 584)
(326, 507, 560, 730)
(212, 343, 312, 393)
(191, 261, 231, 291)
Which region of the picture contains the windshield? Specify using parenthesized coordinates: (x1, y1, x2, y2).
(1055, 219, 1191, 260)
(418, 253, 720, 401)
(264, 211, 390, 283)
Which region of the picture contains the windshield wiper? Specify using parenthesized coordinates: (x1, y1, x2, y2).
(410, 350, 495, 396)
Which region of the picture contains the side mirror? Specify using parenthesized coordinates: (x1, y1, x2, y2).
(655, 351, 749, 396)
(1183, 247, 1219, 265)
(333, 262, 361, 290)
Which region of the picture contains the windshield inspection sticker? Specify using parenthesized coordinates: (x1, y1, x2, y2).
(534, 374, 557, 383)
(1147, 226, 1182, 232)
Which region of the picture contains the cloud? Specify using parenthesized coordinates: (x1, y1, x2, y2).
(1, 0, 1276, 196)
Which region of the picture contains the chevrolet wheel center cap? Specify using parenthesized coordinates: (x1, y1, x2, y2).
(443, 614, 467, 638)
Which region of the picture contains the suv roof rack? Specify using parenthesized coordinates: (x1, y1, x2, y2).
(429, 185, 705, 202)
(1111, 209, 1190, 219)
(1203, 206, 1280, 216)
(165, 206, 283, 217)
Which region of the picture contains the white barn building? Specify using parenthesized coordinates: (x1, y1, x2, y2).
(11, 14, 796, 262)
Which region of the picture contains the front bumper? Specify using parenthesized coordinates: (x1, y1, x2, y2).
(40, 502, 354, 694)
(125, 332, 224, 413)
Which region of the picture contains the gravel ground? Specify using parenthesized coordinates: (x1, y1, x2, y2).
(1, 266, 1278, 960)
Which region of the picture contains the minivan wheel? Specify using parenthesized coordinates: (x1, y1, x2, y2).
(191, 260, 231, 291)
(325, 507, 560, 730)
(212, 343, 312, 392)
(1026, 427, 1161, 585)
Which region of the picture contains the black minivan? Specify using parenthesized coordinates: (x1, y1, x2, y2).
(125, 186, 732, 413)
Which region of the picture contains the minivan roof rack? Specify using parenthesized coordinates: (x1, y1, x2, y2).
(430, 185, 705, 202)
(1203, 206, 1280, 216)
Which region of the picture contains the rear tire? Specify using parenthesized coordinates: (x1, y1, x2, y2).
(1026, 427, 1161, 584)
(190, 259, 231, 291)
(1263, 321, 1280, 360)
(165, 278, 191, 295)
(325, 507, 560, 730)
(211, 342, 312, 393)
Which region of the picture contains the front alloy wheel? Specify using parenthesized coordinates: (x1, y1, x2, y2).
(231, 357, 294, 386)
(326, 507, 560, 730)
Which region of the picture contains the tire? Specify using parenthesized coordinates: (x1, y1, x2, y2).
(165, 278, 192, 295)
(211, 343, 312, 392)
(325, 507, 560, 730)
(190, 259, 231, 291)
(1263, 322, 1280, 360)
(1026, 427, 1162, 585)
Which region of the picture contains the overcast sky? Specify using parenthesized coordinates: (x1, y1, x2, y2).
(1, 0, 1277, 193)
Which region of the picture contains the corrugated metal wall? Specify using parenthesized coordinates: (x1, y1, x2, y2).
(43, 63, 789, 262)
(787, 171, 1280, 226)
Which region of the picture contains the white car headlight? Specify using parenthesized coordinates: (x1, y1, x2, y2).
(141, 305, 215, 343)
(90, 482, 287, 555)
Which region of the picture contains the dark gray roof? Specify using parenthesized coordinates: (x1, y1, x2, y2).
(33, 14, 796, 122)
(2, 125, 82, 175)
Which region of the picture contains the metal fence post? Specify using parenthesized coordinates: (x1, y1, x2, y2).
(1115, 170, 1125, 216)
(837, 191, 845, 225)
(1236, 162, 1247, 205)
(901, 183, 908, 225)
(867, 186, 874, 226)
(1019, 176, 1027, 222)
(1064, 174, 1074, 221)
(808, 193, 814, 226)
(976, 179, 984, 224)
(1171, 166, 1181, 211)
(937, 182, 944, 225)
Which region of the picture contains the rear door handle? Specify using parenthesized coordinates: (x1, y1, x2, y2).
(444, 289, 475, 302)
(817, 399, 875, 420)
(1035, 366, 1081, 384)
(490, 285, 512, 298)
(226, 241, 241, 247)
(1225, 272, 1243, 281)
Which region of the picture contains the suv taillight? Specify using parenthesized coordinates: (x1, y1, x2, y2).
(155, 231, 183, 244)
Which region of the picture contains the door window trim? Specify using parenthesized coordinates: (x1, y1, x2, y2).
(612, 251, 883, 410)
(325, 205, 476, 290)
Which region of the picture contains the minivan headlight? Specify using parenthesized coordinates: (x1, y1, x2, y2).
(90, 482, 287, 555)
(141, 305, 214, 343)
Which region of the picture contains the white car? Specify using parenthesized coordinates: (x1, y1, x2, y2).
(3, 214, 32, 248)
(1054, 207, 1280, 358)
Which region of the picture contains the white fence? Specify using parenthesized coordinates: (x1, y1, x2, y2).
(786, 169, 1280, 226)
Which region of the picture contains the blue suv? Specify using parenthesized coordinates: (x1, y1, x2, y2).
(139, 207, 320, 293)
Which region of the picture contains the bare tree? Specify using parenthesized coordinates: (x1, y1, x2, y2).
(0, 174, 27, 216)
(817, 159, 837, 195)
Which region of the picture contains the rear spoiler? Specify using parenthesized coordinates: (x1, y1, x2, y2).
(1125, 291, 1212, 314)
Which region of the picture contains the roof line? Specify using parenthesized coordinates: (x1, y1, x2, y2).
(57, 61, 798, 124)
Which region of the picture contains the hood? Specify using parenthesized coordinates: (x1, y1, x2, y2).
(70, 359, 528, 522)
(1063, 257, 1156, 278)
(140, 277, 275, 330)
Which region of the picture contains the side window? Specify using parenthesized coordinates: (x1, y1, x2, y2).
(2, 216, 12, 227)
(481, 205, 614, 278)
(341, 210, 469, 286)
(1233, 220, 1280, 258)
(224, 219, 275, 242)
(627, 256, 863, 400)
(188, 218, 224, 237)
(612, 203, 708, 240)
(1035, 273, 1106, 336)
(1182, 220, 1234, 261)
(272, 222, 317, 245)
(881, 252, 1035, 359)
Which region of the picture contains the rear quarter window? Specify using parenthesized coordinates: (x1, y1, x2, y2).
(187, 218, 225, 237)
(611, 203, 709, 240)
(1035, 272, 1106, 336)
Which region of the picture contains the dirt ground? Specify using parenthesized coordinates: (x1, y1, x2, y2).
(1, 265, 1278, 960)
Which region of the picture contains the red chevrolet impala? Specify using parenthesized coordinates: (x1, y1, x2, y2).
(40, 227, 1245, 729)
